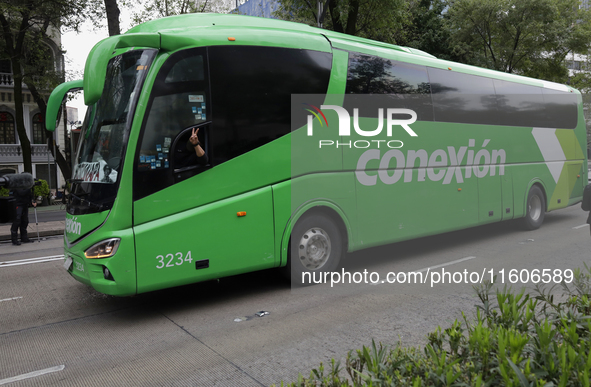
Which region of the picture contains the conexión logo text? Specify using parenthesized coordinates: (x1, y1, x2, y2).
(356, 139, 506, 186)
(66, 217, 82, 235)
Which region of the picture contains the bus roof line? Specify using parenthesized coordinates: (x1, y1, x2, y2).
(126, 13, 426, 58)
(84, 33, 160, 106)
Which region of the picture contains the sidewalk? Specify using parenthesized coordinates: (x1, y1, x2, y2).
(0, 204, 65, 242)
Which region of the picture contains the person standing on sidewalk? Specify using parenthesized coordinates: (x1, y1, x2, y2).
(11, 187, 36, 245)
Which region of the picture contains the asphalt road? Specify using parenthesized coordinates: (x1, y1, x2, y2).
(0, 205, 590, 386)
(27, 208, 66, 223)
(0, 207, 66, 226)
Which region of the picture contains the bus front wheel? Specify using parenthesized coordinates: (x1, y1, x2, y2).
(522, 185, 545, 230)
(286, 213, 343, 285)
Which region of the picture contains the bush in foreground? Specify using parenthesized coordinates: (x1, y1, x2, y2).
(279, 266, 591, 387)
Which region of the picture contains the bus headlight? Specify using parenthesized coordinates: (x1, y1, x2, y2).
(85, 238, 121, 259)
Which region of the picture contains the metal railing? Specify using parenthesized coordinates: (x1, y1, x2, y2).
(0, 144, 54, 162)
(0, 72, 13, 86)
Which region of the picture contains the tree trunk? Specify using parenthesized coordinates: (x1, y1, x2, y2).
(328, 0, 344, 33)
(345, 0, 360, 36)
(11, 67, 32, 173)
(26, 81, 72, 179)
(104, 0, 121, 36)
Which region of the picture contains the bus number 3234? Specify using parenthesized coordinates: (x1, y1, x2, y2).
(156, 251, 193, 269)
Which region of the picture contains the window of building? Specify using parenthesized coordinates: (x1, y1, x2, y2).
(0, 60, 11, 74)
(0, 111, 16, 144)
(35, 164, 57, 190)
(32, 113, 47, 144)
(567, 60, 582, 70)
(0, 166, 18, 176)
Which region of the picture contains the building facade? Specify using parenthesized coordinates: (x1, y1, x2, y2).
(0, 28, 66, 192)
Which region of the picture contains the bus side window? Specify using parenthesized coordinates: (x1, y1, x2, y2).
(208, 46, 332, 166)
(134, 47, 210, 200)
(344, 53, 433, 122)
(171, 125, 209, 183)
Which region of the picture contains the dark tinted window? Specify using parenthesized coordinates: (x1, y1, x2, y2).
(134, 48, 210, 200)
(208, 46, 332, 165)
(493, 80, 546, 127)
(165, 55, 204, 83)
(541, 88, 577, 129)
(429, 67, 498, 125)
(344, 53, 433, 121)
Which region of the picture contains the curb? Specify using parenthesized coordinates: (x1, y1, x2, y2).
(0, 230, 64, 241)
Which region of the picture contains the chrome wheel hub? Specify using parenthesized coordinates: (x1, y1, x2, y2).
(298, 227, 331, 270)
(529, 195, 542, 221)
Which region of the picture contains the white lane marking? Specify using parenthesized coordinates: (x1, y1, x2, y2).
(0, 255, 64, 265)
(415, 256, 477, 273)
(0, 255, 64, 268)
(0, 365, 65, 385)
(0, 258, 64, 268)
(0, 297, 23, 303)
(573, 224, 588, 229)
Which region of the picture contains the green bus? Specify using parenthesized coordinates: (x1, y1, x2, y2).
(46, 13, 587, 296)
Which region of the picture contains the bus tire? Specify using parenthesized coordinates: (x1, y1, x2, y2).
(286, 213, 343, 285)
(522, 185, 545, 230)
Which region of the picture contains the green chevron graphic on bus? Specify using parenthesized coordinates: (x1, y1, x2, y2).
(532, 128, 585, 210)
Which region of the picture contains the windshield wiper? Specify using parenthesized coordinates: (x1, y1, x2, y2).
(69, 192, 104, 210)
(101, 117, 126, 125)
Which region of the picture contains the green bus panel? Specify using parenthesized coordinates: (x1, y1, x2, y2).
(133, 134, 291, 226)
(500, 170, 514, 220)
(478, 174, 502, 224)
(134, 186, 275, 294)
(355, 166, 479, 248)
(65, 228, 137, 296)
(271, 181, 292, 267)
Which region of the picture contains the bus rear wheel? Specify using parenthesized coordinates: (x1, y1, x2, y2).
(286, 213, 343, 285)
(522, 185, 545, 230)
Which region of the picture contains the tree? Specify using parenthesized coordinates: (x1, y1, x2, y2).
(400, 0, 454, 60)
(104, 0, 121, 36)
(445, 0, 591, 82)
(0, 0, 87, 177)
(83, 0, 121, 36)
(567, 59, 591, 147)
(130, 0, 234, 25)
(273, 0, 410, 44)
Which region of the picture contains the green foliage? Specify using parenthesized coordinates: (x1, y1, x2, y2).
(278, 266, 591, 386)
(0, 187, 8, 197)
(1, 0, 88, 175)
(398, 0, 455, 60)
(445, 0, 591, 82)
(128, 0, 234, 26)
(273, 0, 410, 44)
(33, 179, 49, 198)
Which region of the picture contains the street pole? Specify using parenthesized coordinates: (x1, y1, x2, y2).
(317, 1, 322, 28)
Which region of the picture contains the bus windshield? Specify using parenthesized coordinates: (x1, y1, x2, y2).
(69, 49, 156, 215)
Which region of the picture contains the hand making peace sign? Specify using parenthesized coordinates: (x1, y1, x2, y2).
(189, 127, 200, 146)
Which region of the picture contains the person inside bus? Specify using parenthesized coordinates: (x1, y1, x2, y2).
(176, 126, 208, 167)
(188, 127, 207, 161)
